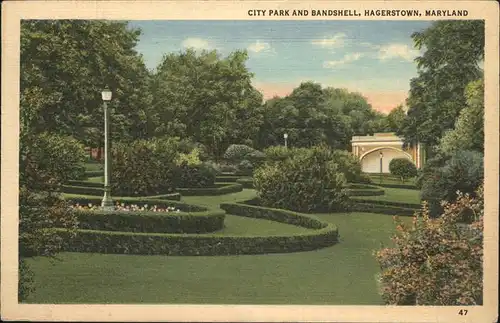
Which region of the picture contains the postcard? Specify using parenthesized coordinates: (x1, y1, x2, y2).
(1, 0, 498, 322)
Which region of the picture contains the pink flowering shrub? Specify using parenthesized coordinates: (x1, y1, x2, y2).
(374, 185, 483, 305)
(70, 201, 181, 213)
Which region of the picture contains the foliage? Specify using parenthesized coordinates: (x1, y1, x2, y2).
(439, 79, 484, 154)
(64, 197, 225, 234)
(389, 158, 418, 183)
(223, 144, 258, 161)
(386, 105, 406, 133)
(400, 21, 484, 148)
(20, 20, 154, 146)
(20, 132, 87, 189)
(18, 257, 35, 301)
(175, 162, 217, 188)
(151, 49, 263, 157)
(55, 202, 338, 256)
(330, 150, 364, 183)
(175, 147, 202, 167)
(237, 159, 254, 176)
(374, 186, 483, 305)
(420, 150, 483, 217)
(253, 146, 349, 213)
(110, 139, 176, 196)
(263, 145, 294, 162)
(176, 183, 243, 196)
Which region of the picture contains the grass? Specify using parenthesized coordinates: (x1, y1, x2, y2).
(24, 187, 416, 304)
(87, 176, 104, 183)
(353, 187, 421, 204)
(84, 162, 102, 172)
(368, 174, 417, 186)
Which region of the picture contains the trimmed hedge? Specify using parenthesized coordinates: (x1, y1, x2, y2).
(65, 196, 223, 233)
(215, 175, 242, 183)
(67, 180, 103, 188)
(350, 202, 417, 216)
(177, 183, 243, 196)
(62, 185, 103, 196)
(65, 196, 205, 212)
(84, 170, 103, 178)
(344, 183, 379, 190)
(236, 177, 254, 189)
(142, 193, 181, 201)
(375, 183, 419, 190)
(53, 196, 339, 256)
(346, 188, 385, 197)
(55, 224, 338, 256)
(221, 201, 331, 230)
(351, 198, 421, 209)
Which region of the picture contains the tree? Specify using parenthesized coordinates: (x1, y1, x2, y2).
(374, 186, 483, 305)
(20, 20, 154, 147)
(386, 105, 406, 133)
(389, 158, 417, 183)
(150, 49, 263, 158)
(399, 21, 484, 150)
(257, 83, 381, 150)
(439, 79, 484, 154)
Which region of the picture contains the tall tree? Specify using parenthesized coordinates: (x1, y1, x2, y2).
(150, 49, 263, 157)
(386, 105, 406, 133)
(399, 20, 484, 149)
(20, 20, 154, 147)
(438, 79, 484, 154)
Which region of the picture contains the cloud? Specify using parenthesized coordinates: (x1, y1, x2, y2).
(323, 52, 363, 68)
(247, 40, 273, 54)
(377, 43, 419, 62)
(311, 33, 347, 48)
(181, 37, 212, 50)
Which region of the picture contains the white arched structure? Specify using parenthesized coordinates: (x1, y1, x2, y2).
(351, 133, 425, 174)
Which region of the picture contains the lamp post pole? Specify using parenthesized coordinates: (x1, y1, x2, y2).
(284, 133, 288, 149)
(101, 88, 113, 211)
(379, 151, 383, 185)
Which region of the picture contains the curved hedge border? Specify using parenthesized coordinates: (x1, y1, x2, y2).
(177, 183, 243, 196)
(351, 198, 421, 209)
(236, 177, 254, 189)
(350, 202, 417, 216)
(84, 170, 103, 178)
(54, 199, 338, 256)
(346, 188, 385, 197)
(65, 196, 224, 233)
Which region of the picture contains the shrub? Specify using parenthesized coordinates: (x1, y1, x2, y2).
(175, 147, 202, 166)
(237, 159, 254, 176)
(236, 177, 254, 188)
(18, 257, 35, 302)
(330, 150, 364, 183)
(20, 132, 87, 188)
(254, 146, 349, 213)
(389, 158, 418, 183)
(223, 144, 258, 161)
(420, 150, 483, 217)
(56, 202, 338, 256)
(176, 183, 243, 196)
(175, 162, 217, 188)
(263, 145, 294, 162)
(110, 139, 176, 196)
(374, 186, 484, 305)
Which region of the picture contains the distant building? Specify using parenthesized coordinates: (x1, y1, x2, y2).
(351, 133, 425, 173)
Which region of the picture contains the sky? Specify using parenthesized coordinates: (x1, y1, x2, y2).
(129, 20, 433, 114)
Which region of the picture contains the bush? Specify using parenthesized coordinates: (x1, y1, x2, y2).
(20, 132, 87, 188)
(254, 146, 349, 213)
(263, 145, 295, 162)
(420, 150, 483, 217)
(71, 205, 225, 234)
(389, 158, 418, 183)
(237, 159, 254, 176)
(110, 139, 176, 196)
(176, 183, 243, 196)
(374, 186, 483, 305)
(18, 257, 35, 301)
(236, 177, 254, 188)
(330, 150, 364, 183)
(223, 144, 257, 161)
(175, 162, 217, 188)
(56, 202, 338, 256)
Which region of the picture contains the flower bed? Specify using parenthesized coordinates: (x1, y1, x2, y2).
(64, 196, 225, 234)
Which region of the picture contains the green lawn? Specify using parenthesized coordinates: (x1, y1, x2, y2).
(23, 186, 419, 305)
(354, 187, 421, 204)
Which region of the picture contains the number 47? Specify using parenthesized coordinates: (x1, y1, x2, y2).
(458, 309, 468, 315)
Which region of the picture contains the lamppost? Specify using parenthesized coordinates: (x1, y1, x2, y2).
(101, 88, 113, 211)
(284, 133, 288, 148)
(379, 151, 383, 184)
